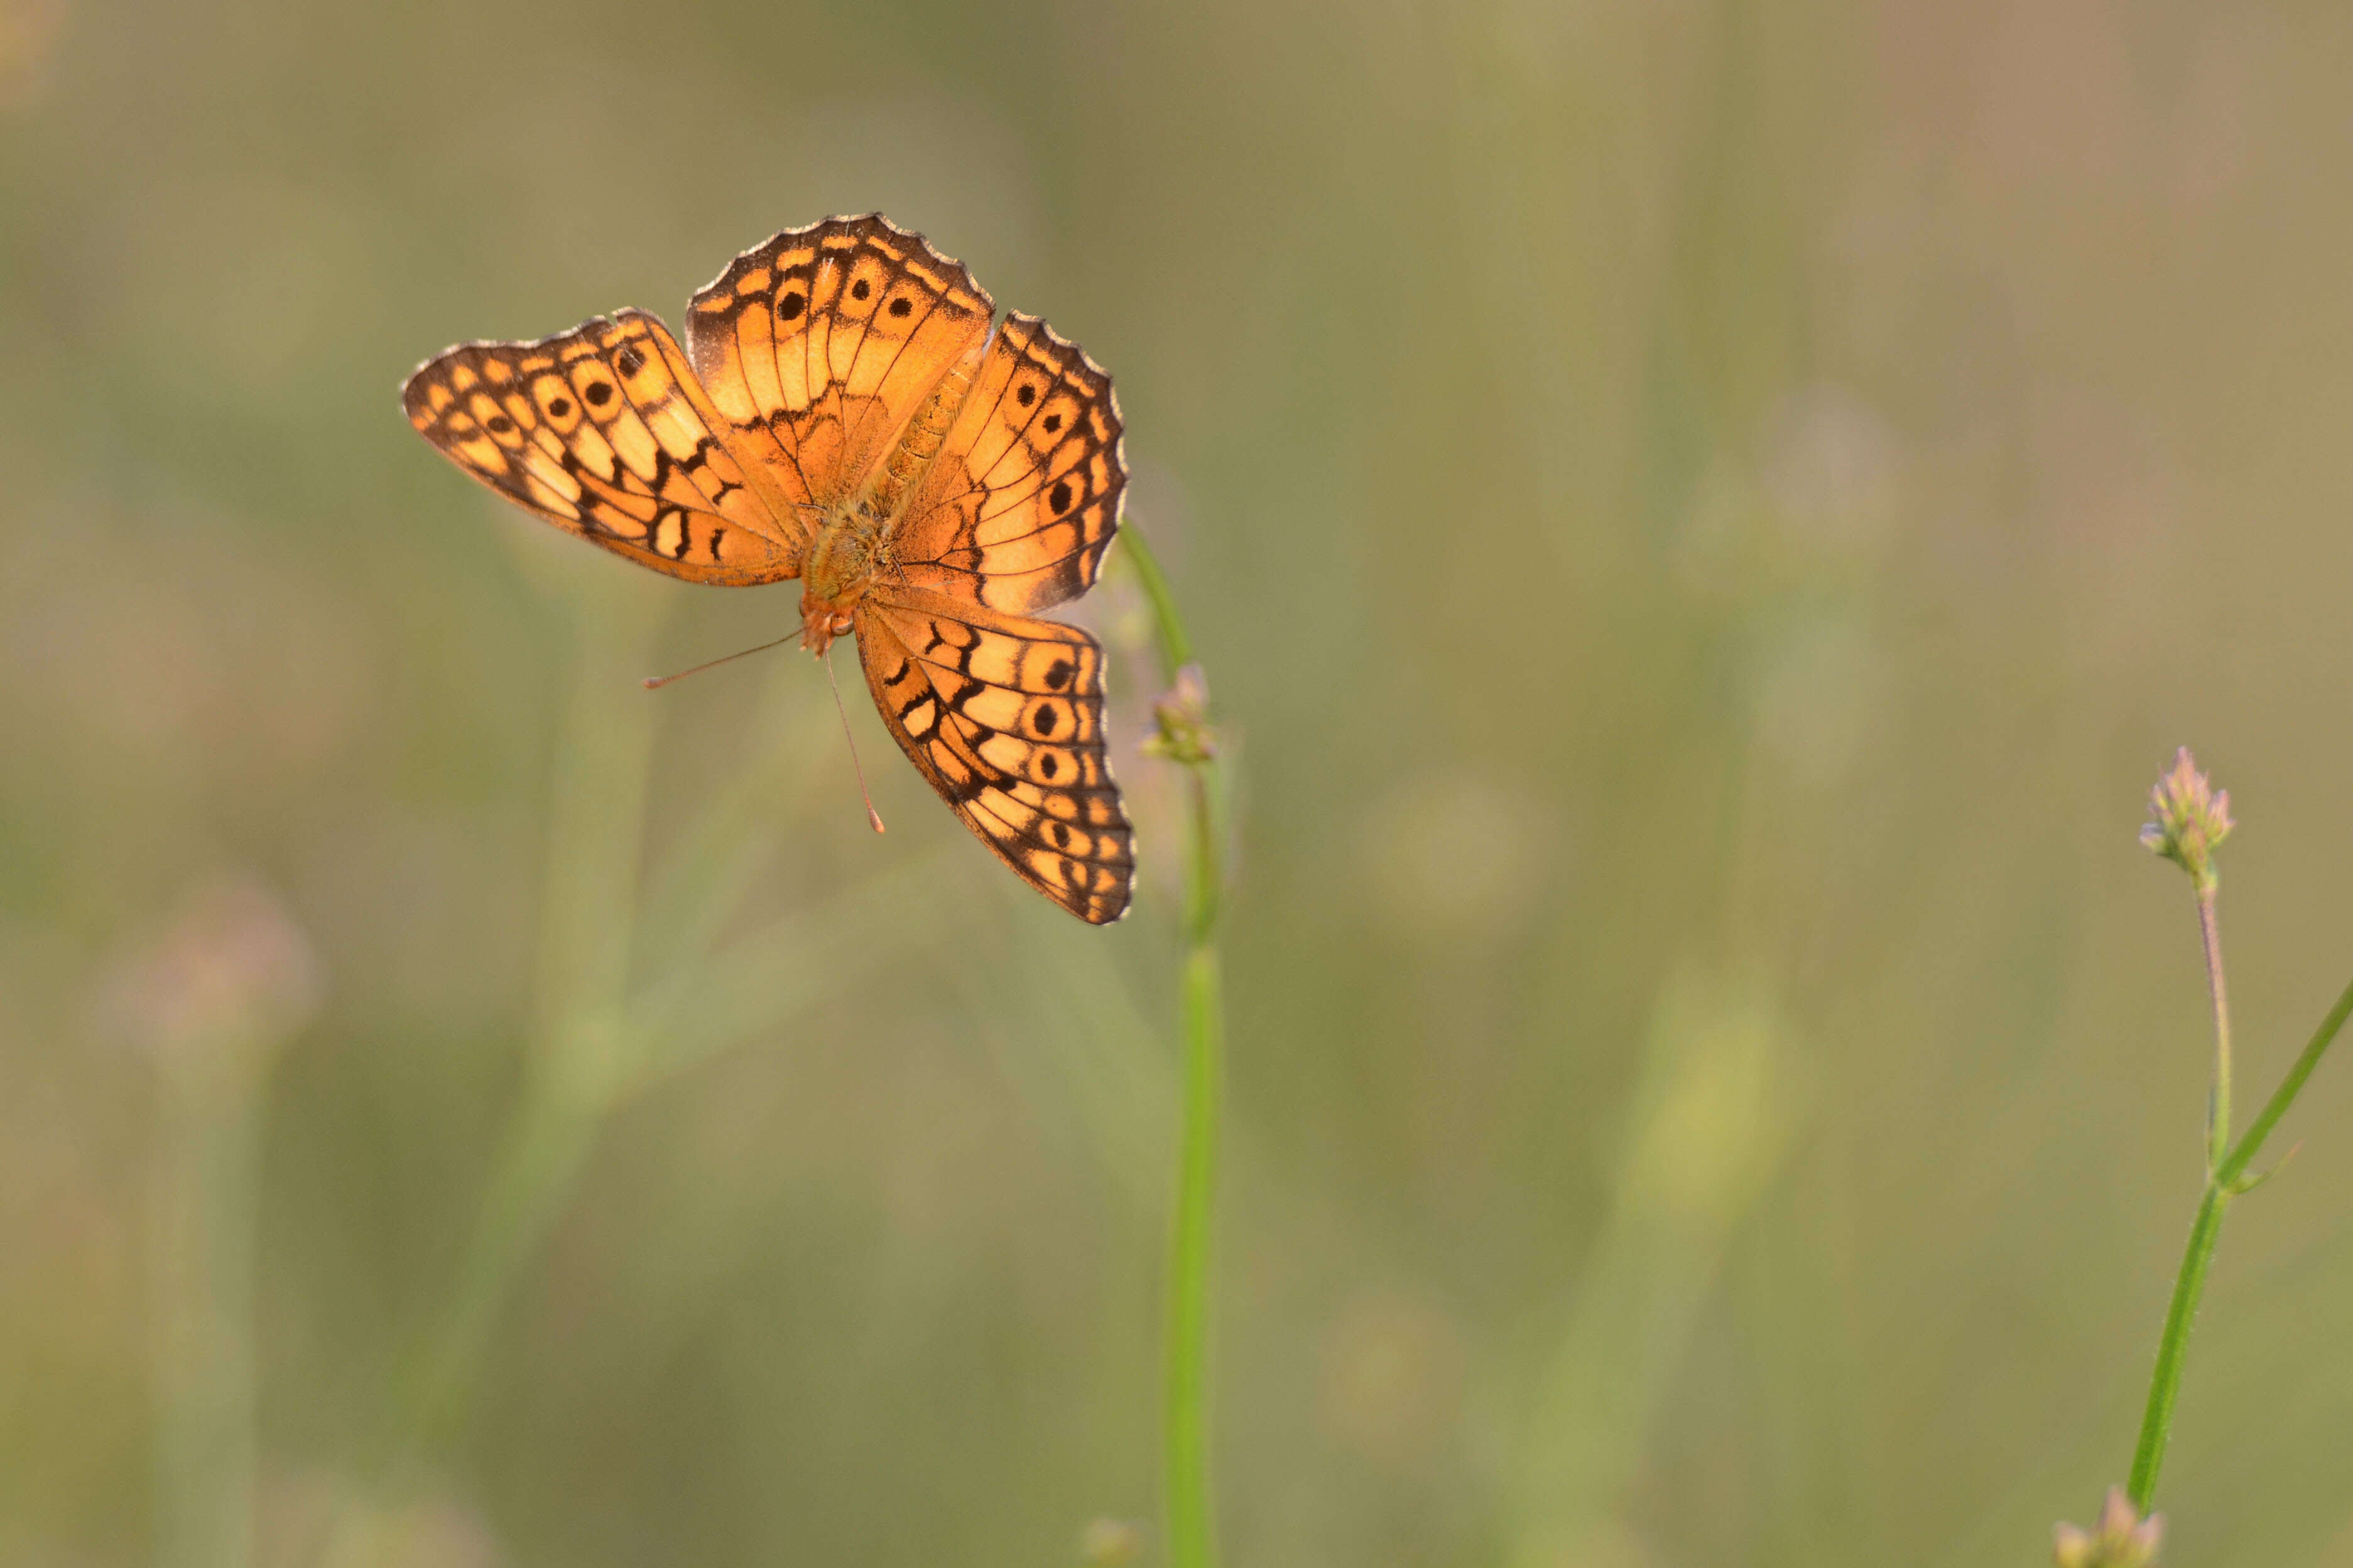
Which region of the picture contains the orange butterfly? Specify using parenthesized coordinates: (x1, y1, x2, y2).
(403, 215, 1133, 923)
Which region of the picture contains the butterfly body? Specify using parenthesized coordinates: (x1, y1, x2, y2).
(405, 215, 1136, 923)
(796, 504, 884, 652)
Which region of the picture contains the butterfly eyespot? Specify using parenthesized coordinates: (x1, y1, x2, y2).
(583, 381, 614, 407)
(850, 278, 871, 301)
(1050, 480, 1073, 514)
(777, 290, 806, 321)
(547, 396, 572, 418)
(1043, 413, 1062, 433)
(485, 414, 515, 434)
(1048, 821, 1070, 847)
(1039, 753, 1061, 780)
(615, 344, 644, 376)
(888, 296, 912, 318)
(1043, 658, 1073, 691)
(1015, 384, 1036, 407)
(1033, 702, 1062, 737)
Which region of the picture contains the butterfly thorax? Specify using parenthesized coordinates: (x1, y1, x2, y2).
(798, 345, 983, 655)
(798, 507, 889, 655)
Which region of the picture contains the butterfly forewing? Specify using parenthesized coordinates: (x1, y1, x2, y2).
(403, 311, 804, 584)
(684, 215, 996, 515)
(855, 588, 1134, 924)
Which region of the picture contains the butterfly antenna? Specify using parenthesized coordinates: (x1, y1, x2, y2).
(825, 649, 887, 834)
(643, 633, 798, 690)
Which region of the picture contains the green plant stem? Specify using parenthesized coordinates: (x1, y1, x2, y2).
(2198, 887, 2231, 1174)
(1121, 516, 1195, 674)
(2127, 1179, 2226, 1513)
(1123, 522, 1224, 1568)
(2126, 965, 2353, 1510)
(1165, 927, 1223, 1568)
(2226, 971, 2353, 1184)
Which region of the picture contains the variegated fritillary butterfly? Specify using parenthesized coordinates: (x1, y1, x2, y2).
(403, 215, 1134, 923)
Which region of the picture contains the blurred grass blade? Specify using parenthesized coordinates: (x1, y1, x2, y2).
(383, 571, 670, 1465)
(150, 1040, 266, 1568)
(622, 848, 959, 1093)
(632, 669, 842, 983)
(1509, 969, 1803, 1566)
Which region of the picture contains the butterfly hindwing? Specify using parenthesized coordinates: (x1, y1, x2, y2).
(684, 215, 997, 516)
(403, 311, 804, 584)
(889, 311, 1126, 614)
(855, 587, 1133, 924)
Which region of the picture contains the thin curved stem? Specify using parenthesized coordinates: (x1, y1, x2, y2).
(2127, 1181, 2227, 1509)
(1122, 522, 1224, 1568)
(2220, 970, 2353, 1192)
(2198, 889, 2231, 1175)
(1121, 517, 1196, 678)
(1164, 933, 1223, 1568)
(2126, 965, 2353, 1510)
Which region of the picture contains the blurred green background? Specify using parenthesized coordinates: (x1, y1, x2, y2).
(9, 0, 2353, 1563)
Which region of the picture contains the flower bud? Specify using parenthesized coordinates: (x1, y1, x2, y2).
(2139, 747, 2232, 895)
(1077, 1517, 1143, 1566)
(2053, 1486, 2163, 1567)
(1143, 662, 1217, 768)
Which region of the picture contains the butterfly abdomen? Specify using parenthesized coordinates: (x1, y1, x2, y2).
(867, 350, 981, 526)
